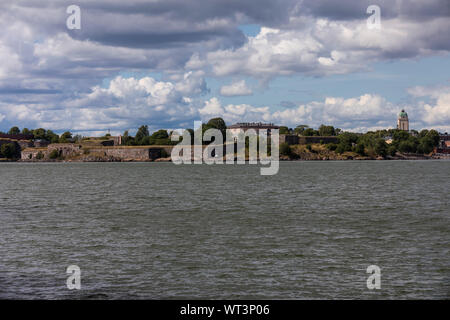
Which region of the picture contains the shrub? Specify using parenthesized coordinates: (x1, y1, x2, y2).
(374, 139, 388, 157)
(354, 143, 365, 156)
(417, 138, 434, 154)
(336, 145, 344, 154)
(326, 143, 338, 151)
(49, 149, 60, 159)
(387, 146, 397, 157)
(36, 152, 44, 160)
(280, 142, 291, 156)
(1, 143, 16, 158)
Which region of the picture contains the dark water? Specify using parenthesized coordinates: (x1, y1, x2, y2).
(0, 161, 449, 299)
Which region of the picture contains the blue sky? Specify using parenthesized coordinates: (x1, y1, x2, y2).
(0, 0, 449, 134)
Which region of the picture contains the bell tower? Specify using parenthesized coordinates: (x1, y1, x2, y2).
(397, 109, 409, 131)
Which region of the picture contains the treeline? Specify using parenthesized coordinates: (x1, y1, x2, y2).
(1, 121, 441, 159)
(122, 126, 174, 146)
(121, 118, 227, 146)
(327, 128, 440, 157)
(280, 124, 341, 136)
(0, 126, 74, 143)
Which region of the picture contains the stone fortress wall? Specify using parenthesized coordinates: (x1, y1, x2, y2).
(21, 144, 175, 161)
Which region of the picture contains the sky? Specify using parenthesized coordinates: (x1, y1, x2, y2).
(0, 0, 449, 135)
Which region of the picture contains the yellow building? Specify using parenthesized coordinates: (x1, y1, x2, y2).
(397, 109, 409, 131)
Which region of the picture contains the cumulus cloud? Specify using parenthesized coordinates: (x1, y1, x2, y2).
(197, 91, 450, 132)
(1, 78, 449, 134)
(407, 85, 450, 127)
(0, 74, 205, 133)
(197, 94, 399, 131)
(0, 0, 449, 133)
(190, 15, 450, 78)
(220, 80, 253, 96)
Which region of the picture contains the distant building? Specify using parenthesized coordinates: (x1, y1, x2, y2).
(436, 133, 450, 154)
(227, 122, 279, 138)
(112, 135, 122, 146)
(397, 109, 409, 131)
(33, 139, 51, 148)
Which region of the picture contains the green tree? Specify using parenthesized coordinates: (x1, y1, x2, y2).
(387, 145, 397, 157)
(417, 137, 435, 154)
(337, 132, 359, 153)
(135, 125, 149, 145)
(49, 149, 60, 159)
(418, 129, 429, 138)
(122, 130, 134, 145)
(59, 131, 73, 143)
(336, 144, 346, 154)
(303, 128, 318, 136)
(279, 126, 290, 134)
(8, 127, 20, 135)
(46, 130, 59, 142)
(354, 143, 365, 156)
(393, 130, 410, 142)
(374, 139, 388, 157)
(294, 125, 309, 135)
(22, 128, 32, 136)
(398, 140, 417, 153)
(148, 129, 170, 145)
(206, 117, 227, 137)
(425, 129, 440, 146)
(280, 142, 291, 156)
(318, 125, 336, 136)
(1, 143, 16, 158)
(32, 128, 46, 140)
(151, 129, 169, 140)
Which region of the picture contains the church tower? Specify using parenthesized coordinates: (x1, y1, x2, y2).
(397, 109, 409, 131)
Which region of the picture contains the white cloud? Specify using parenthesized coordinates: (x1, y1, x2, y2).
(188, 16, 450, 78)
(197, 91, 450, 132)
(199, 97, 224, 116)
(220, 80, 253, 96)
(408, 85, 450, 127)
(197, 93, 399, 131)
(0, 1, 449, 134)
(1, 84, 449, 134)
(0, 44, 22, 79)
(0, 74, 205, 133)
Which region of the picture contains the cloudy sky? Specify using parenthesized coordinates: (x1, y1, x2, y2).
(0, 0, 449, 135)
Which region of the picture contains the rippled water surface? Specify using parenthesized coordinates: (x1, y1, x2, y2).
(0, 161, 449, 299)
